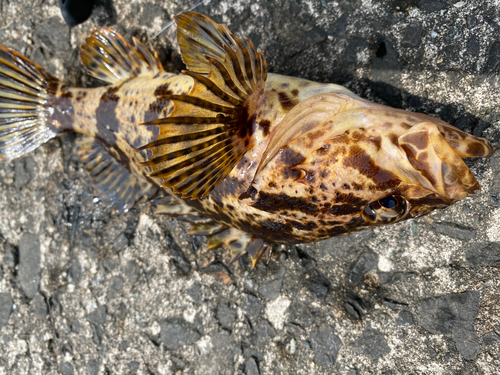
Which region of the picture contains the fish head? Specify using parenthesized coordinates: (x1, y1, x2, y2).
(250, 93, 493, 241)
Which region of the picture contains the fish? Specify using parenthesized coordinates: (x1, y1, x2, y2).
(0, 11, 494, 267)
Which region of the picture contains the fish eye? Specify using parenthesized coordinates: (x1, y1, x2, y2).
(362, 195, 408, 224)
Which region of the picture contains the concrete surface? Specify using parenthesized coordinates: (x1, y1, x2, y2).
(0, 0, 499, 374)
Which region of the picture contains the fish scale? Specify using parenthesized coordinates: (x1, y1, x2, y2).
(0, 11, 494, 267)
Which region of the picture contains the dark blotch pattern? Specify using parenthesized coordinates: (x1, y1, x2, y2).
(238, 185, 258, 200)
(371, 136, 382, 150)
(402, 145, 437, 187)
(50, 87, 75, 132)
(95, 86, 120, 147)
(277, 147, 305, 180)
(389, 133, 399, 145)
(343, 145, 400, 190)
(251, 192, 319, 215)
(211, 177, 247, 203)
(154, 83, 172, 96)
(329, 204, 362, 216)
(466, 141, 486, 157)
(145, 98, 171, 123)
(316, 144, 330, 155)
(60, 85, 73, 99)
(335, 191, 368, 206)
(75, 90, 87, 101)
(403, 132, 428, 150)
(93, 86, 135, 169)
(259, 219, 293, 233)
(278, 92, 298, 111)
(259, 119, 271, 136)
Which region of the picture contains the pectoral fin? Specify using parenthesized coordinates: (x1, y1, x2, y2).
(137, 11, 268, 199)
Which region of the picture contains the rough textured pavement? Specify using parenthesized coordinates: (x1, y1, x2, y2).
(1, 0, 499, 374)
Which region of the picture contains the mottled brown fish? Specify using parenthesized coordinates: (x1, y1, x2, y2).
(0, 12, 494, 267)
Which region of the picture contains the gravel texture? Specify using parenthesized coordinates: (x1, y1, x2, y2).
(1, 0, 499, 374)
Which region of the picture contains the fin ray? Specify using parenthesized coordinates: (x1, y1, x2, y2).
(80, 27, 164, 84)
(0, 46, 60, 161)
(155, 193, 272, 267)
(76, 137, 158, 212)
(207, 227, 271, 267)
(139, 11, 268, 199)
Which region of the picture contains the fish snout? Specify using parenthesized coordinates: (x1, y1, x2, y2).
(398, 122, 492, 203)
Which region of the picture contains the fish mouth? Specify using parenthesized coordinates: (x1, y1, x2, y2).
(399, 121, 493, 204)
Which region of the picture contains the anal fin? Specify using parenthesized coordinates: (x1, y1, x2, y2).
(76, 136, 158, 212)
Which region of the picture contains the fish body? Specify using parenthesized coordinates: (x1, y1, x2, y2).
(51, 72, 192, 184)
(0, 12, 494, 265)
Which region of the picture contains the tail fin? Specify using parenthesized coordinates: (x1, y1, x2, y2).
(0, 46, 61, 161)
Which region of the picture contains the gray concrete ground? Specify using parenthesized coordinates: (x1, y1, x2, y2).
(0, 0, 499, 374)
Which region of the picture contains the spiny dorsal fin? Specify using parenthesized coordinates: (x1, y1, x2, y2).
(77, 136, 159, 213)
(137, 11, 268, 199)
(80, 27, 164, 84)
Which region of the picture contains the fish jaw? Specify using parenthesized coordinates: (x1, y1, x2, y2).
(244, 93, 493, 241)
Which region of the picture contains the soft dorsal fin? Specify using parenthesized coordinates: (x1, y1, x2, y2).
(137, 11, 268, 199)
(80, 27, 164, 84)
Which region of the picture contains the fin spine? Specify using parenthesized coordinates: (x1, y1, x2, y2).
(145, 133, 233, 167)
(141, 114, 233, 126)
(224, 43, 252, 94)
(159, 94, 238, 114)
(182, 70, 243, 106)
(143, 126, 229, 149)
(206, 56, 248, 99)
(153, 141, 233, 182)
